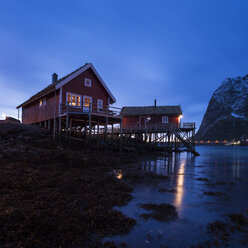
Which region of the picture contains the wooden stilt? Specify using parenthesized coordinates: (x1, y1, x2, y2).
(111, 124, 114, 144)
(69, 119, 72, 136)
(97, 122, 100, 150)
(120, 118, 123, 152)
(53, 119, 56, 140)
(58, 118, 61, 134)
(88, 114, 92, 148)
(66, 114, 69, 136)
(104, 116, 108, 142)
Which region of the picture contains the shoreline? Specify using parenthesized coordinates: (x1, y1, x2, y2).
(0, 122, 170, 247)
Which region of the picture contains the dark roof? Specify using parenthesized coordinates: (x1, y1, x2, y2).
(17, 63, 89, 108)
(121, 105, 182, 116)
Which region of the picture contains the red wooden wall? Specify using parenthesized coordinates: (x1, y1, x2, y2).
(22, 90, 60, 124)
(123, 115, 179, 127)
(22, 68, 113, 124)
(61, 68, 113, 111)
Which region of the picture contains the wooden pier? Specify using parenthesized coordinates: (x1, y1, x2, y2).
(42, 102, 199, 156)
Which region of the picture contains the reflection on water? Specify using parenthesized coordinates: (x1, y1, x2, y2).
(233, 153, 240, 179)
(174, 159, 185, 210)
(142, 154, 194, 177)
(108, 146, 248, 248)
(113, 169, 123, 179)
(142, 155, 190, 210)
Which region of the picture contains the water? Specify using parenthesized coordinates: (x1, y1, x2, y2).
(106, 146, 248, 247)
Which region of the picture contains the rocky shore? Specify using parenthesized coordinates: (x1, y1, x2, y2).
(0, 122, 142, 247)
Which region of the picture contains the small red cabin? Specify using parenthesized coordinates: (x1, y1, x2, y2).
(17, 63, 117, 125)
(121, 105, 183, 128)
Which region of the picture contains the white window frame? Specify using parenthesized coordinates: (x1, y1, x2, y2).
(84, 78, 92, 87)
(83, 95, 92, 112)
(97, 99, 103, 112)
(162, 116, 168, 124)
(66, 92, 82, 108)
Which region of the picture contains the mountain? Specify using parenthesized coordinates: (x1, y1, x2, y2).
(196, 75, 248, 141)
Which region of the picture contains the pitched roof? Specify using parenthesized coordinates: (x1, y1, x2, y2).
(121, 105, 182, 116)
(17, 63, 116, 108)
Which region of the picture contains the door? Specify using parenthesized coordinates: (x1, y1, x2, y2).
(83, 95, 92, 112)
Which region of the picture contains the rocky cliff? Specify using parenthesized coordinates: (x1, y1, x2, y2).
(196, 75, 248, 141)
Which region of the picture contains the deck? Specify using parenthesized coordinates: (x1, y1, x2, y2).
(48, 102, 198, 155)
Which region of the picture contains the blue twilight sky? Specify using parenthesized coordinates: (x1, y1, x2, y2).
(1, 0, 248, 128)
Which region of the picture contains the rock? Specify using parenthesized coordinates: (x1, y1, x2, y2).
(28, 149, 41, 162)
(3, 148, 20, 158)
(196, 74, 248, 141)
(123, 146, 136, 152)
(31, 137, 54, 149)
(5, 116, 20, 123)
(70, 154, 87, 168)
(52, 151, 70, 163)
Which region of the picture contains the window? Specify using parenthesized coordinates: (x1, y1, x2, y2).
(39, 99, 42, 107)
(162, 116, 168, 123)
(97, 99, 103, 112)
(42, 97, 46, 106)
(83, 95, 92, 111)
(66, 93, 81, 107)
(84, 78, 91, 87)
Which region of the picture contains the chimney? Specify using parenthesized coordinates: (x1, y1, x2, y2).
(52, 73, 58, 84)
(154, 99, 157, 107)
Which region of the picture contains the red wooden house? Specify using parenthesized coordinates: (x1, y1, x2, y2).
(121, 104, 183, 128)
(17, 63, 121, 131)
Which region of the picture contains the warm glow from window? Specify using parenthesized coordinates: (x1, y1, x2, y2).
(67, 93, 81, 107)
(76, 96, 80, 107)
(67, 94, 71, 104)
(72, 95, 76, 106)
(39, 99, 42, 106)
(84, 97, 91, 107)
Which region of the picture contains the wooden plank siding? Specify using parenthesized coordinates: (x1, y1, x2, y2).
(123, 115, 179, 127)
(61, 68, 113, 112)
(22, 90, 60, 124)
(21, 67, 114, 124)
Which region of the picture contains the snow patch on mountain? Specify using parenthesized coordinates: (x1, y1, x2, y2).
(196, 74, 248, 140)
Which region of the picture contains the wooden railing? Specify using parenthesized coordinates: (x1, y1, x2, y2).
(122, 122, 195, 131)
(60, 102, 121, 117)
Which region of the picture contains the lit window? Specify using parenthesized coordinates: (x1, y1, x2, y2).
(39, 99, 42, 107)
(84, 97, 91, 107)
(76, 96, 81, 107)
(67, 93, 81, 107)
(85, 78, 91, 87)
(97, 99, 103, 111)
(72, 95, 76, 106)
(67, 94, 71, 104)
(83, 96, 92, 111)
(162, 116, 168, 123)
(147, 116, 151, 122)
